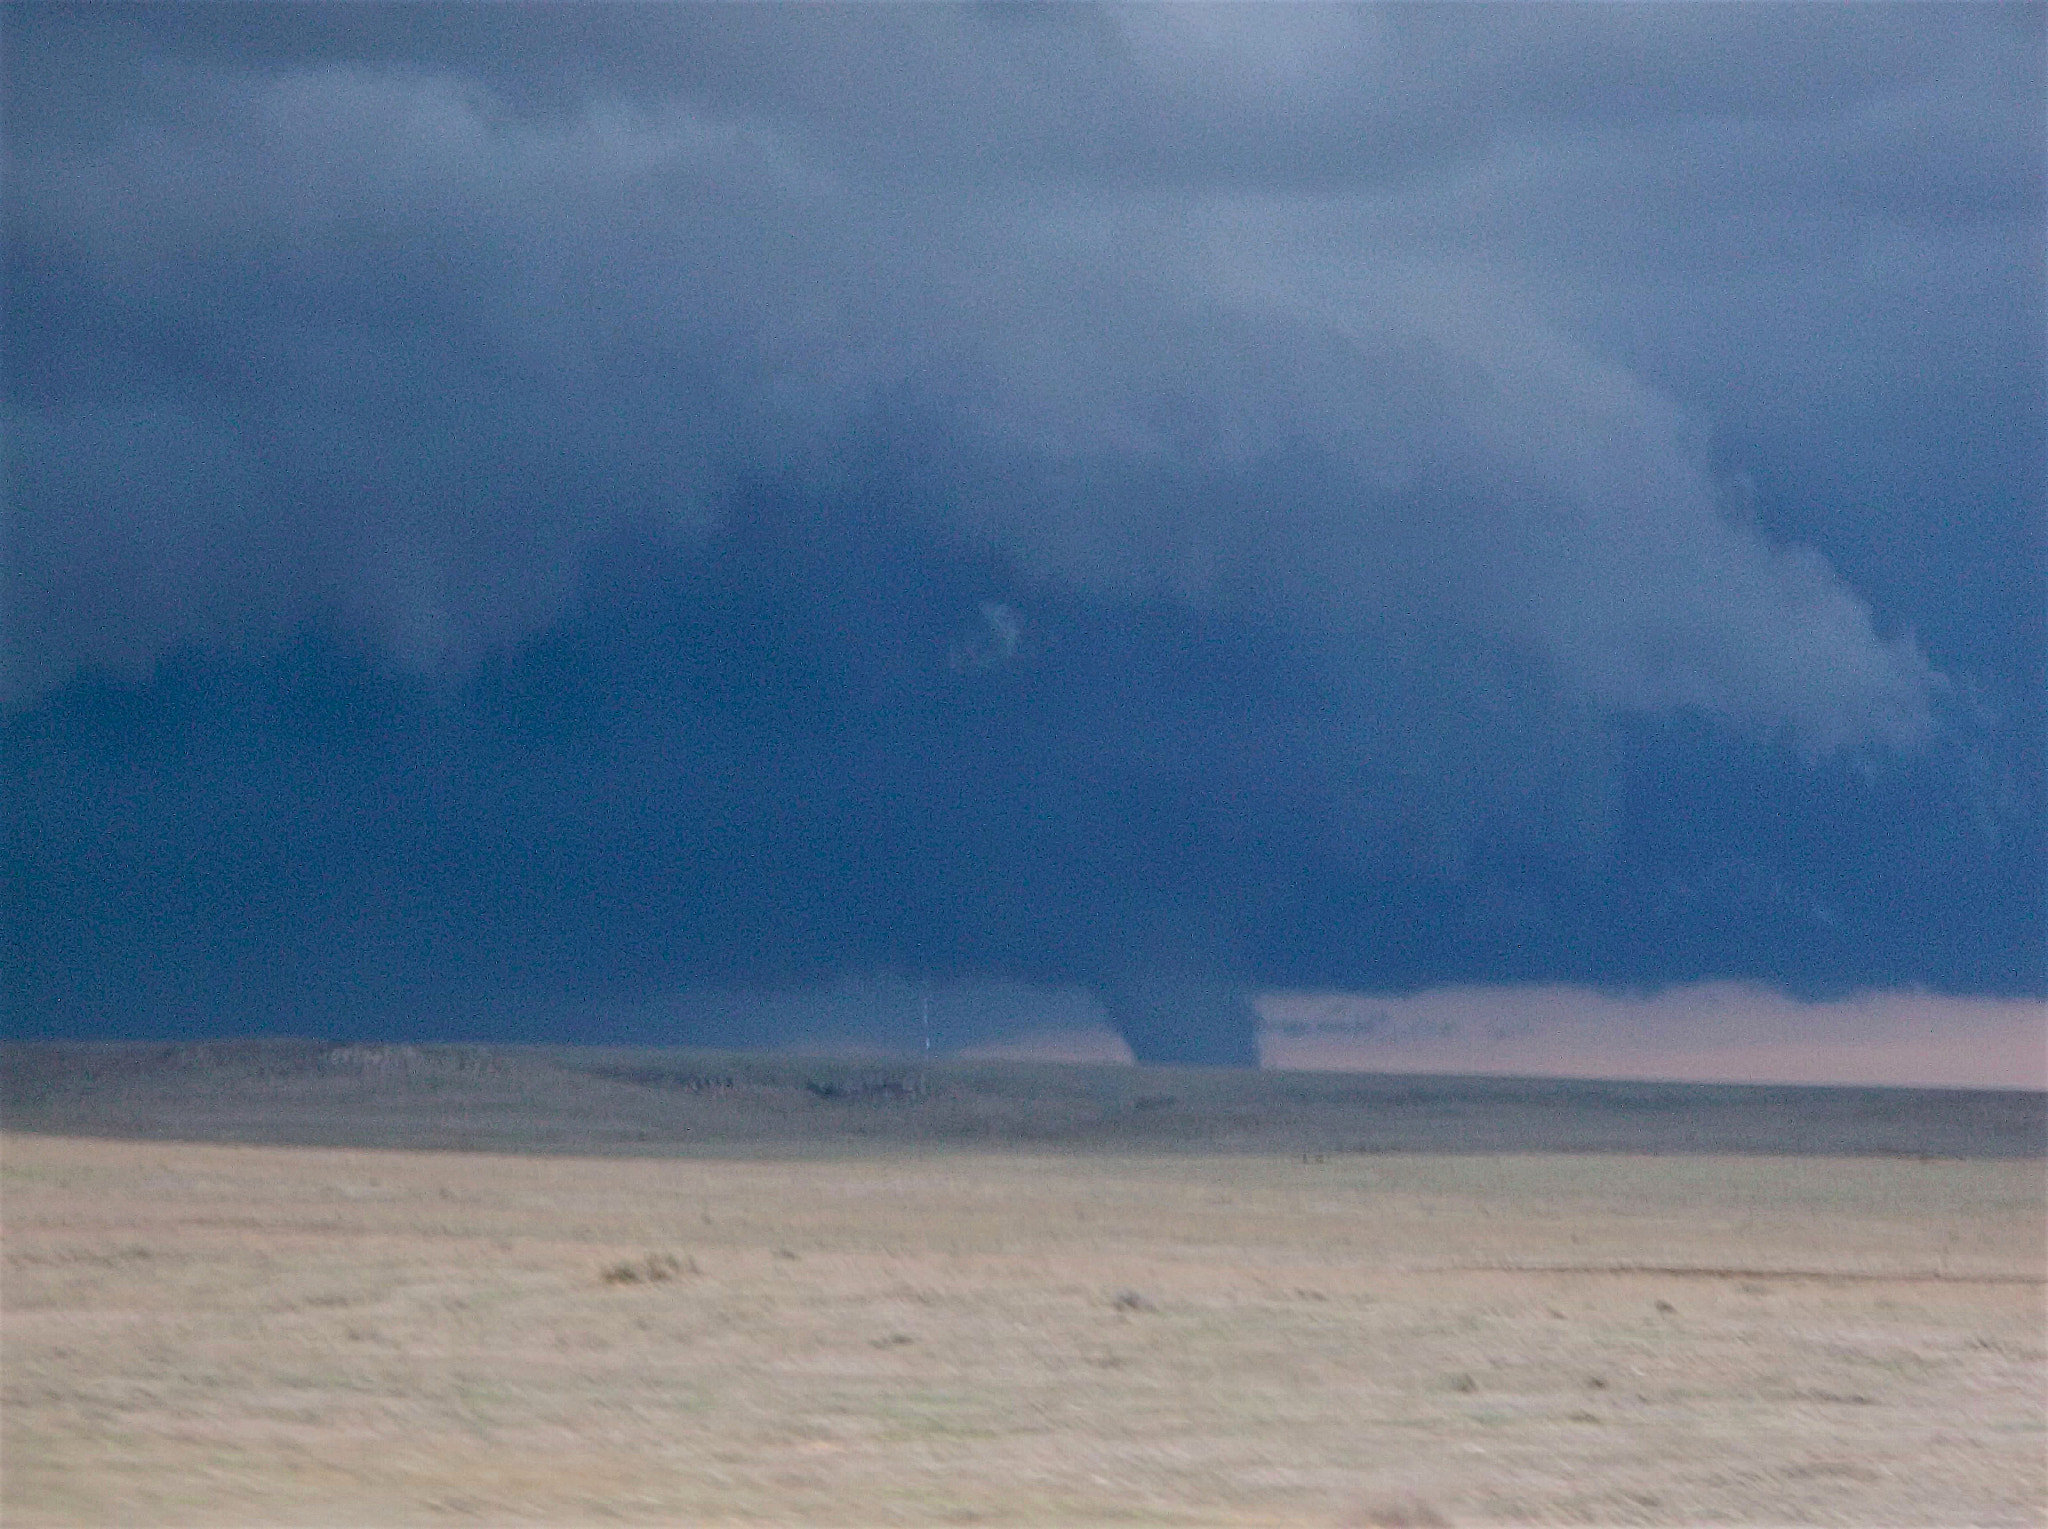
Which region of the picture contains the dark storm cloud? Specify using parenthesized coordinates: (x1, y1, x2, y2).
(5, 4, 2041, 1050)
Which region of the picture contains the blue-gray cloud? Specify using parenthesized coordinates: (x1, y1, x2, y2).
(5, 4, 2041, 1053)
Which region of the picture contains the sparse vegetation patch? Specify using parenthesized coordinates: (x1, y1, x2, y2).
(600, 1252, 694, 1285)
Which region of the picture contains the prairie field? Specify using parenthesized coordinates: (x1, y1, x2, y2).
(2, 1044, 2043, 1526)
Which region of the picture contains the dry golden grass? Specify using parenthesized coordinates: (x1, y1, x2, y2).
(5, 1129, 2042, 1526)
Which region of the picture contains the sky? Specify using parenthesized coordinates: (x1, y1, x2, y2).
(4, 3, 2043, 1070)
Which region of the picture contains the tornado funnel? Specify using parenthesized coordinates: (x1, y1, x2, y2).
(1093, 971, 1262, 1068)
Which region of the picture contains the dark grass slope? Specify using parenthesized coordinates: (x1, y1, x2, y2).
(4, 1040, 2042, 1160)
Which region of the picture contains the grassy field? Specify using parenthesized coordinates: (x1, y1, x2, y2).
(3, 1044, 2043, 1526)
